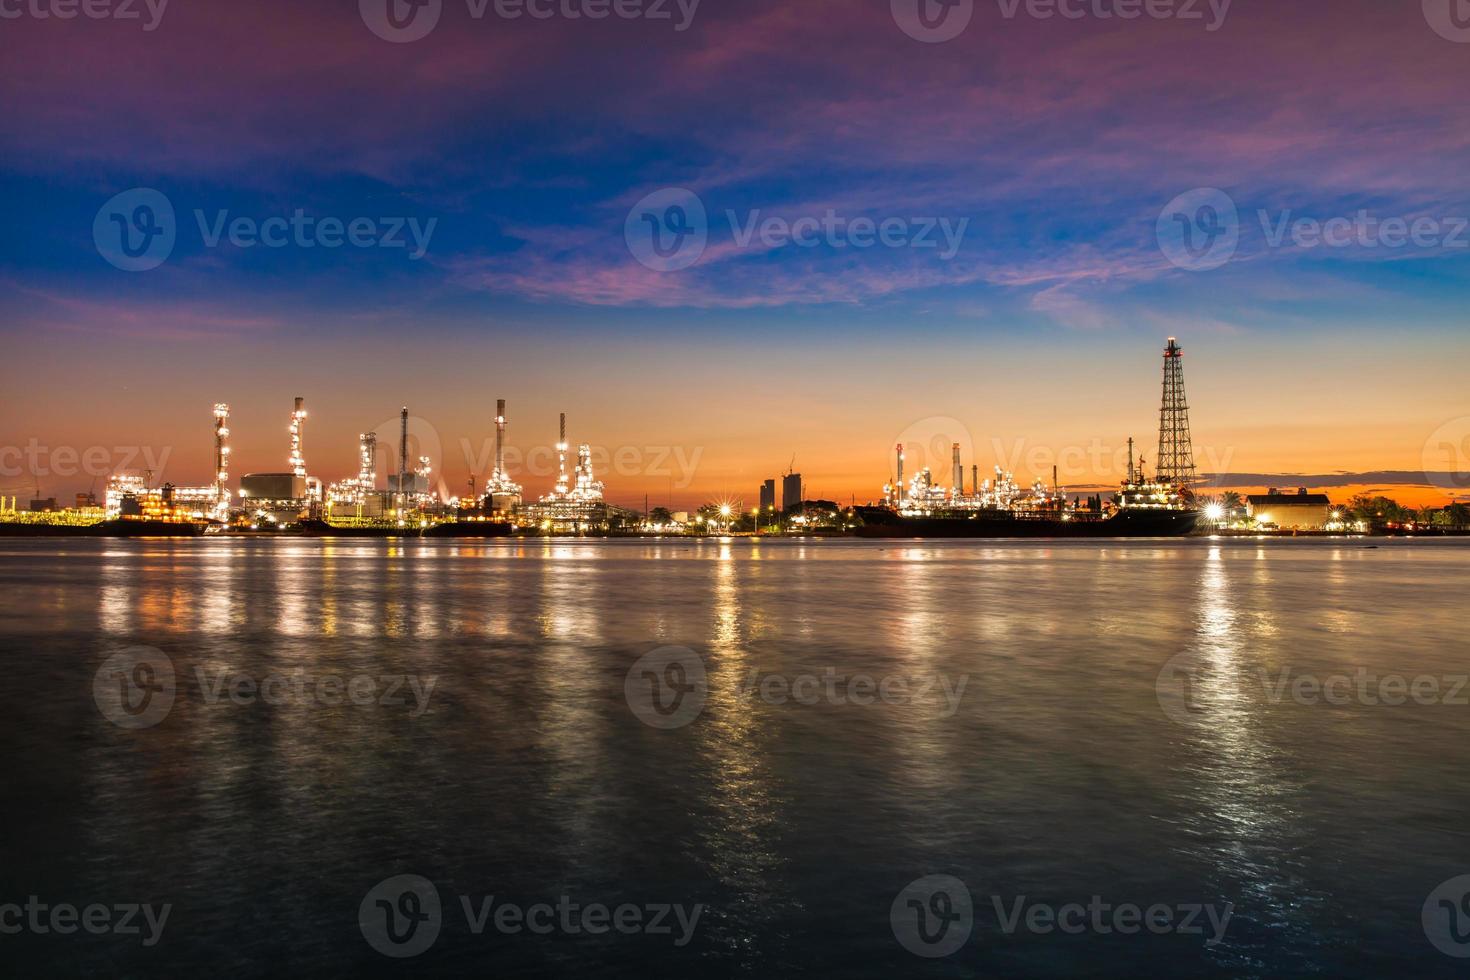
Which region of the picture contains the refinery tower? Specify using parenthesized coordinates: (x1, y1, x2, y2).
(1154, 337, 1197, 488)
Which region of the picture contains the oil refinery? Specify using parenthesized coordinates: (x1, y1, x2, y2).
(2, 338, 1461, 538)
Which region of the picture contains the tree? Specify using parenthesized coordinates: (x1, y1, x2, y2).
(1346, 494, 1412, 524)
(649, 507, 673, 525)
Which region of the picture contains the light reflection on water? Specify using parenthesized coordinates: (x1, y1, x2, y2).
(1, 537, 1468, 977)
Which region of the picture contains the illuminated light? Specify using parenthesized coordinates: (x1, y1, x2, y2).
(1205, 503, 1225, 521)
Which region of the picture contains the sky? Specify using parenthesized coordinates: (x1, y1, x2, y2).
(2, 0, 1468, 509)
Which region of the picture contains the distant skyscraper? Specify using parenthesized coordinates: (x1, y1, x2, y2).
(782, 473, 802, 512)
(759, 479, 776, 512)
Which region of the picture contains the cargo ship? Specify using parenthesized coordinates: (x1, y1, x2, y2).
(852, 450, 1200, 539)
(852, 501, 1199, 538)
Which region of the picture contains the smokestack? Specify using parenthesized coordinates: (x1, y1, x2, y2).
(555, 412, 569, 494)
(398, 407, 409, 511)
(495, 398, 507, 479)
(952, 443, 963, 495)
(213, 403, 230, 519)
(972, 464, 978, 495)
(359, 432, 377, 487)
(288, 397, 307, 478)
(895, 443, 904, 505)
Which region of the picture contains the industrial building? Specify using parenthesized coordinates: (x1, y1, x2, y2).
(239, 397, 323, 521)
(1246, 488, 1333, 529)
(481, 398, 523, 515)
(518, 413, 609, 532)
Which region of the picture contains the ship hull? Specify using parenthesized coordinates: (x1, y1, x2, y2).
(96, 519, 207, 537)
(852, 507, 1199, 539)
(299, 519, 511, 539)
(421, 521, 512, 538)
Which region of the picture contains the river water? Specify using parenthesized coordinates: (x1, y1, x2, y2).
(1, 537, 1468, 977)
